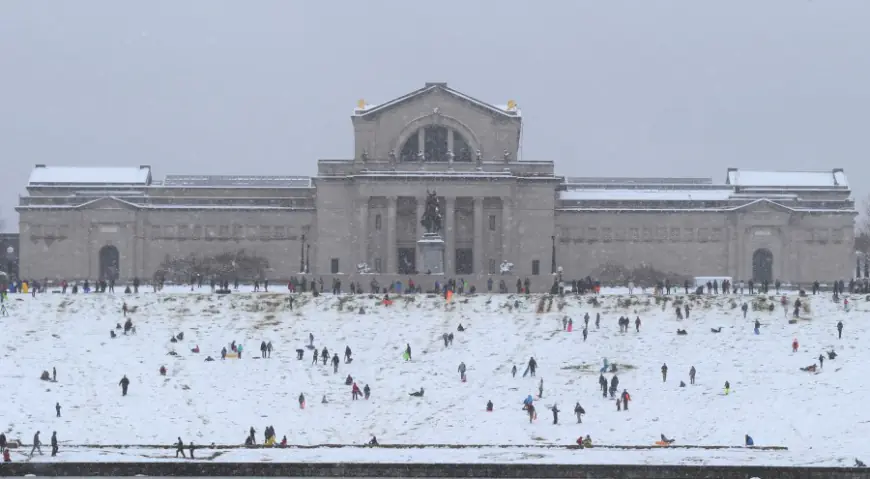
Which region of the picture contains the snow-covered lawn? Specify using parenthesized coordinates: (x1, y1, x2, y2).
(1, 287, 866, 466)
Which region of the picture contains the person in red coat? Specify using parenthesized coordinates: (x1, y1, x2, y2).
(352, 382, 362, 400)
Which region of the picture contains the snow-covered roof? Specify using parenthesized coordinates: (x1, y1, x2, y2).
(560, 189, 734, 202)
(28, 166, 152, 186)
(161, 175, 312, 188)
(726, 169, 848, 188)
(566, 177, 714, 186)
(353, 83, 519, 119)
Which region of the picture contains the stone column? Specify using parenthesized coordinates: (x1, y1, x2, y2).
(473, 197, 484, 274)
(416, 197, 425, 270)
(445, 196, 455, 275)
(358, 199, 369, 269)
(502, 198, 512, 264)
(386, 196, 397, 274)
(417, 128, 425, 160)
(447, 129, 454, 155)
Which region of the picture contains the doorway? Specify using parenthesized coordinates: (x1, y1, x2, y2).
(752, 248, 773, 283)
(398, 248, 416, 274)
(99, 245, 120, 281)
(455, 248, 473, 275)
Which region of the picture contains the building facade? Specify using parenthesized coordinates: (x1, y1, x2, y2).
(16, 83, 857, 287)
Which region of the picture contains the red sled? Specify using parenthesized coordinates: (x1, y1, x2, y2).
(300, 402, 306, 409)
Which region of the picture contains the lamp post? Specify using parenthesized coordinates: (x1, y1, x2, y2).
(306, 244, 311, 273)
(6, 246, 17, 281)
(300, 234, 306, 274)
(551, 235, 556, 274)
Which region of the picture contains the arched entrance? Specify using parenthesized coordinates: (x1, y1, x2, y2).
(752, 248, 773, 283)
(99, 245, 120, 281)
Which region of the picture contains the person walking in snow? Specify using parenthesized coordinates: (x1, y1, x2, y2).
(574, 402, 585, 423)
(661, 363, 668, 382)
(792, 338, 799, 353)
(527, 403, 536, 423)
(538, 377, 544, 398)
(582, 327, 588, 341)
(819, 354, 824, 369)
(345, 346, 352, 362)
(189, 442, 195, 459)
(551, 404, 560, 424)
(405, 344, 412, 361)
(298, 393, 306, 409)
(635, 317, 641, 332)
(511, 365, 517, 378)
(321, 347, 329, 365)
(562, 317, 567, 330)
(50, 431, 58, 457)
(741, 303, 748, 318)
(30, 431, 42, 456)
(595, 312, 600, 329)
(53, 367, 57, 382)
(584, 313, 590, 328)
(311, 348, 318, 365)
(837, 321, 844, 339)
(352, 382, 361, 400)
(261, 341, 267, 358)
(620, 390, 631, 411)
(56, 402, 61, 417)
(458, 362, 467, 381)
(332, 353, 340, 373)
(724, 381, 731, 395)
(364, 384, 371, 399)
(266, 341, 272, 358)
(309, 333, 314, 347)
(526, 357, 537, 377)
(610, 375, 619, 398)
(599, 374, 608, 398)
(689, 366, 696, 385)
(119, 375, 130, 396)
(567, 317, 573, 332)
(175, 437, 186, 458)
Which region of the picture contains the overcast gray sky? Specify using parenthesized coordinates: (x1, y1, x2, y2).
(2, 0, 869, 232)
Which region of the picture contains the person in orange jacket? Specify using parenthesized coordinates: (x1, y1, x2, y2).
(792, 338, 799, 353)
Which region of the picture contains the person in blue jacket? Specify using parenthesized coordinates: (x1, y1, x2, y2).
(745, 434, 754, 446)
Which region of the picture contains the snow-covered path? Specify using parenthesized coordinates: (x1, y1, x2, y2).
(1, 288, 866, 466)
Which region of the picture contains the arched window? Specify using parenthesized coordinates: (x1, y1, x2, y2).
(400, 126, 473, 162)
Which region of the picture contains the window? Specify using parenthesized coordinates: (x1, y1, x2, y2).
(260, 226, 271, 240)
(630, 228, 640, 242)
(375, 214, 382, 231)
(489, 215, 496, 231)
(374, 258, 382, 273)
(602, 227, 612, 242)
(489, 258, 497, 274)
(532, 260, 541, 276)
(192, 225, 202, 239)
(165, 226, 176, 238)
(232, 224, 243, 239)
(205, 226, 216, 239)
(698, 228, 709, 243)
(219, 225, 230, 238)
(178, 225, 190, 239)
(670, 228, 680, 242)
(151, 225, 161, 239)
(330, 258, 340, 274)
(273, 226, 285, 239)
(58, 225, 70, 238)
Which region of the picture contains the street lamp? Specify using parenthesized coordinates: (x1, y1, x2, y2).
(551, 235, 556, 274)
(306, 244, 311, 273)
(300, 234, 306, 274)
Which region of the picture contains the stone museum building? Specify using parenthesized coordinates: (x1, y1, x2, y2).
(15, 82, 857, 287)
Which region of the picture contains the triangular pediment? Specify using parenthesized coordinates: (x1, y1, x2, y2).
(76, 196, 140, 211)
(731, 198, 793, 213)
(355, 83, 515, 119)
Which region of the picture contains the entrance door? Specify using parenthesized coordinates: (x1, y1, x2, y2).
(455, 248, 473, 275)
(99, 245, 120, 281)
(398, 248, 416, 274)
(752, 248, 773, 283)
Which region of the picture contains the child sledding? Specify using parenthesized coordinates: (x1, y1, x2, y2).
(800, 364, 818, 373)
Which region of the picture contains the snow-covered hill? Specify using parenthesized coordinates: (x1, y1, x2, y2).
(1, 287, 866, 466)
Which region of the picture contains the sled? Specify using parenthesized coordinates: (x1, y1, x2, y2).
(225, 352, 238, 359)
(654, 441, 671, 446)
(402, 352, 410, 361)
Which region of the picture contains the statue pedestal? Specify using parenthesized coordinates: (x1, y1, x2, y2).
(418, 233, 445, 275)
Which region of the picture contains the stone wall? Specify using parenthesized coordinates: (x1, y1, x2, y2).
(3, 462, 867, 478)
